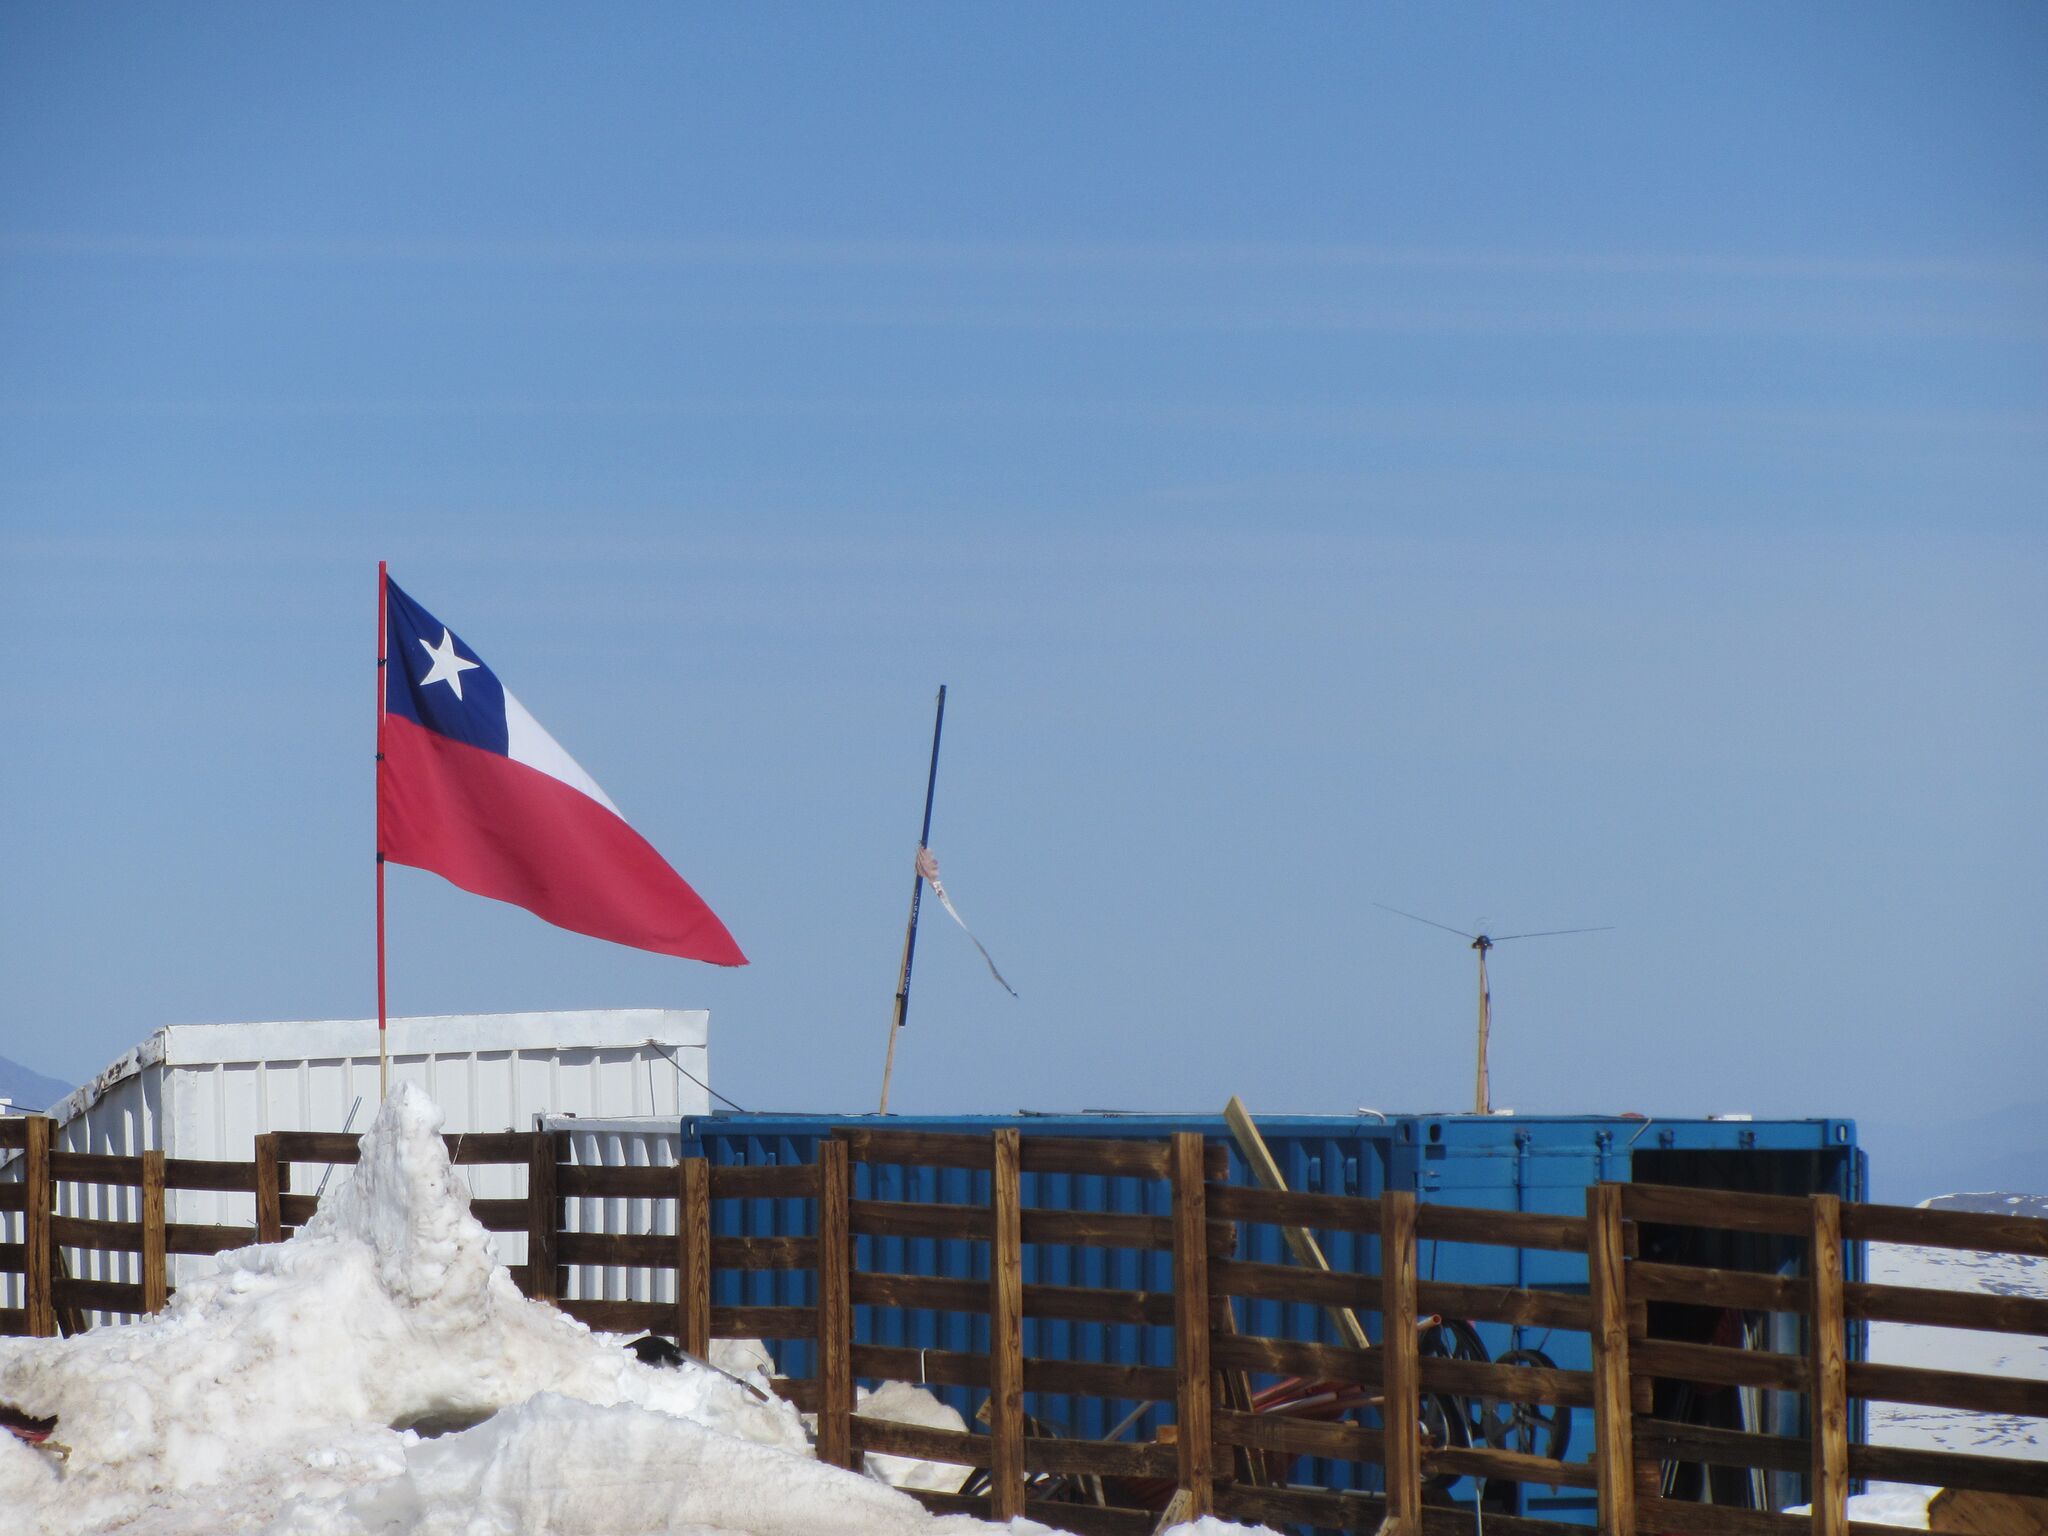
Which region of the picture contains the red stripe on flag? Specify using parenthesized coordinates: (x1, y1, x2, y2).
(378, 715, 746, 966)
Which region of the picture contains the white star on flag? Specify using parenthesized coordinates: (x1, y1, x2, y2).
(417, 627, 482, 700)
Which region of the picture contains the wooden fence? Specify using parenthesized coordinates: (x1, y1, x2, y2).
(3, 1116, 2044, 1534)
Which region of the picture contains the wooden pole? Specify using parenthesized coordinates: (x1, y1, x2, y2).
(1171, 1133, 1215, 1517)
(1378, 1190, 1422, 1536)
(677, 1157, 710, 1355)
(988, 1127, 1026, 1520)
(23, 1116, 53, 1337)
(254, 1134, 283, 1244)
(140, 1149, 168, 1314)
(1222, 1095, 1372, 1350)
(526, 1131, 558, 1302)
(879, 685, 946, 1114)
(1587, 1183, 1636, 1536)
(1809, 1194, 1849, 1536)
(816, 1139, 855, 1470)
(1474, 936, 1492, 1115)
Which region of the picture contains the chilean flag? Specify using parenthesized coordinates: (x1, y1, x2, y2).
(377, 574, 746, 966)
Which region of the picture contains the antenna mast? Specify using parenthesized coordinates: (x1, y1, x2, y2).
(1373, 904, 1612, 1115)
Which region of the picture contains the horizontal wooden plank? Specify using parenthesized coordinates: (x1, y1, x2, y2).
(1853, 1439, 2048, 1498)
(1619, 1184, 1811, 1238)
(0, 1307, 25, 1333)
(1213, 1405, 1386, 1464)
(559, 1230, 678, 1268)
(52, 1277, 146, 1313)
(0, 1241, 22, 1270)
(1840, 1200, 2048, 1257)
(1211, 1256, 1380, 1310)
(1417, 1280, 1593, 1333)
(1426, 1444, 1597, 1490)
(1018, 1137, 1172, 1180)
(851, 1199, 991, 1240)
(1214, 1332, 1382, 1387)
(278, 1194, 318, 1226)
(1216, 1481, 1387, 1534)
(443, 1132, 536, 1165)
(470, 1198, 528, 1233)
(1848, 1277, 2048, 1336)
(849, 1270, 1176, 1326)
(0, 1119, 27, 1150)
(49, 1151, 143, 1185)
(558, 1296, 670, 1333)
(167, 1222, 256, 1255)
(713, 1305, 815, 1339)
(1024, 1280, 1176, 1326)
(1639, 1497, 1807, 1536)
(1641, 1495, 1938, 1536)
(850, 1271, 982, 1314)
(1021, 1209, 1179, 1251)
(849, 1415, 992, 1469)
(1849, 1358, 2048, 1419)
(1419, 1354, 1596, 1409)
(1634, 1419, 1807, 1475)
(709, 1163, 821, 1200)
(51, 1213, 141, 1253)
(1416, 1204, 1590, 1253)
(906, 1490, 1160, 1536)
(769, 1376, 820, 1412)
(1634, 1339, 1808, 1393)
(271, 1132, 362, 1164)
(0, 1184, 26, 1213)
(712, 1235, 817, 1271)
(164, 1157, 256, 1193)
(559, 1163, 672, 1200)
(1024, 1434, 1177, 1479)
(1208, 1182, 1382, 1235)
(1629, 1260, 1806, 1315)
(837, 1128, 993, 1170)
(849, 1344, 1178, 1402)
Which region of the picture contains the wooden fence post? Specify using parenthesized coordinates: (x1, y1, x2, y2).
(1379, 1190, 1422, 1536)
(1588, 1183, 1637, 1536)
(141, 1149, 168, 1314)
(526, 1130, 558, 1302)
(816, 1138, 855, 1470)
(1809, 1194, 1848, 1536)
(254, 1134, 283, 1244)
(23, 1116, 53, 1337)
(989, 1128, 1026, 1520)
(1171, 1133, 1215, 1517)
(677, 1157, 710, 1355)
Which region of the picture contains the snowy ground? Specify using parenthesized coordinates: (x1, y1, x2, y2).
(0, 1085, 1273, 1536)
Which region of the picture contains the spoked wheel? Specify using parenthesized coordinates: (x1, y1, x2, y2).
(1476, 1349, 1571, 1466)
(1416, 1318, 1488, 1489)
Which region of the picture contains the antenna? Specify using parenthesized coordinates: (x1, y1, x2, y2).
(1374, 903, 1613, 1114)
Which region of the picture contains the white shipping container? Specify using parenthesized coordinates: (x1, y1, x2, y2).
(3, 1010, 709, 1316)
(549, 1115, 689, 1310)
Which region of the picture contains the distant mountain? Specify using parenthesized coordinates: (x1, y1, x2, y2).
(1858, 1100, 2048, 1206)
(0, 1053, 71, 1113)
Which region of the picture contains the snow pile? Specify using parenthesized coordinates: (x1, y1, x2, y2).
(2, 1085, 1257, 1535)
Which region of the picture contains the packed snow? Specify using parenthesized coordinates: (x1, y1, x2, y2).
(0, 1085, 1273, 1536)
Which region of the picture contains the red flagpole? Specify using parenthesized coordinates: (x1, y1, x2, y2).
(376, 560, 389, 1100)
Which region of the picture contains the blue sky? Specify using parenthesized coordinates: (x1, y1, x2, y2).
(2, 5, 2042, 1190)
